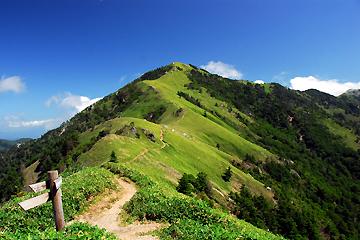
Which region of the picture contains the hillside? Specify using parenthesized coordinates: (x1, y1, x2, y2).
(0, 138, 31, 151)
(1, 62, 360, 239)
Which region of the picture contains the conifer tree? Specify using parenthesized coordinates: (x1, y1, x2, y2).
(222, 166, 232, 182)
(110, 150, 118, 163)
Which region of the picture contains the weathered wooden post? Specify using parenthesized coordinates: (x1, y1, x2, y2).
(48, 170, 65, 231)
(18, 170, 64, 231)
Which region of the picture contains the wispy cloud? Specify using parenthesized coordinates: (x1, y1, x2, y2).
(4, 115, 59, 130)
(201, 61, 243, 79)
(290, 76, 360, 96)
(1, 92, 101, 133)
(0, 76, 26, 93)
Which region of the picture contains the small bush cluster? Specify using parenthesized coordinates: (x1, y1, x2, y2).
(145, 105, 167, 123)
(176, 172, 211, 196)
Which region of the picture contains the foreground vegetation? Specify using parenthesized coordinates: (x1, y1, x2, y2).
(0, 222, 116, 240)
(0, 167, 116, 239)
(104, 163, 286, 240)
(1, 163, 284, 240)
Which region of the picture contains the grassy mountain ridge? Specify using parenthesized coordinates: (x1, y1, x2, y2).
(1, 62, 359, 239)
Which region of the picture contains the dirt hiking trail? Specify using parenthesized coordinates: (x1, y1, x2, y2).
(160, 129, 167, 149)
(74, 178, 162, 240)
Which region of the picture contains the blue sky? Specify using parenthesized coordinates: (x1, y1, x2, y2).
(1, 0, 360, 139)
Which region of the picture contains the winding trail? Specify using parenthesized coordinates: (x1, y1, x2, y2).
(132, 149, 149, 161)
(160, 129, 167, 149)
(74, 178, 162, 240)
(75, 128, 168, 238)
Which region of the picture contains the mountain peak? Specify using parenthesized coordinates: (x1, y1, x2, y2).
(342, 88, 360, 97)
(137, 62, 198, 82)
(168, 61, 199, 72)
(170, 61, 189, 67)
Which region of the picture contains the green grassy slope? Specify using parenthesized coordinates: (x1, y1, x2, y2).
(71, 62, 359, 239)
(75, 63, 275, 201)
(78, 117, 273, 199)
(322, 118, 359, 150)
(1, 62, 359, 239)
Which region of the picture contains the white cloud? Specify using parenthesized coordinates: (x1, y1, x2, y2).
(8, 119, 58, 129)
(201, 61, 243, 79)
(61, 95, 101, 112)
(4, 116, 59, 130)
(254, 80, 265, 84)
(0, 76, 26, 93)
(46, 92, 102, 112)
(290, 76, 360, 96)
(0, 92, 102, 135)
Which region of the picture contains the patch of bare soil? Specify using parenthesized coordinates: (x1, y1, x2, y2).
(74, 178, 163, 240)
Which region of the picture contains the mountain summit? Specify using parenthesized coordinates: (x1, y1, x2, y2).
(343, 88, 360, 96)
(1, 62, 359, 239)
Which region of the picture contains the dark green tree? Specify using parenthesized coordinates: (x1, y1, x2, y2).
(194, 172, 212, 196)
(244, 154, 256, 164)
(222, 167, 232, 182)
(110, 150, 118, 163)
(176, 173, 195, 195)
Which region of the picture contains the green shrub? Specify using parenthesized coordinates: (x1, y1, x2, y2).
(160, 219, 242, 240)
(176, 172, 212, 196)
(103, 162, 154, 188)
(176, 173, 195, 195)
(0, 222, 116, 239)
(124, 187, 217, 223)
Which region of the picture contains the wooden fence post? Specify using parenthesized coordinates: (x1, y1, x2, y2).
(48, 170, 65, 231)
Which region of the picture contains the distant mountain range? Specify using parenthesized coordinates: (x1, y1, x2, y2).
(0, 138, 32, 151)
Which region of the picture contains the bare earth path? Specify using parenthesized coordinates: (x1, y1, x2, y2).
(132, 149, 149, 161)
(134, 129, 167, 162)
(160, 129, 167, 149)
(74, 178, 162, 240)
